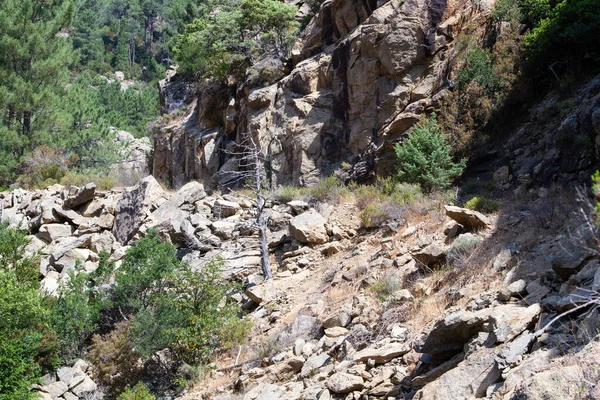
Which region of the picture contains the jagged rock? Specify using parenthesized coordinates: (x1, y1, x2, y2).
(244, 383, 287, 400)
(416, 304, 541, 359)
(113, 176, 165, 243)
(141, 181, 206, 243)
(25, 235, 47, 257)
(62, 392, 78, 400)
(369, 380, 400, 396)
(70, 376, 97, 396)
(39, 224, 75, 243)
(353, 343, 410, 364)
(325, 327, 349, 337)
(524, 279, 550, 303)
(326, 372, 364, 394)
(413, 337, 501, 399)
(289, 210, 328, 244)
(1, 207, 26, 227)
(47, 234, 92, 261)
(64, 183, 96, 209)
(90, 230, 116, 254)
(444, 205, 492, 231)
(321, 242, 343, 256)
(40, 272, 60, 296)
(52, 206, 88, 226)
(412, 353, 465, 387)
(300, 353, 331, 378)
(43, 380, 69, 398)
(213, 199, 241, 218)
(322, 305, 352, 328)
(212, 220, 236, 240)
(551, 234, 594, 280)
(287, 200, 310, 215)
(495, 331, 536, 370)
(412, 244, 447, 268)
(96, 211, 115, 230)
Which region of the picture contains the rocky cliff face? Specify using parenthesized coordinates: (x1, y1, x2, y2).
(153, 0, 493, 188)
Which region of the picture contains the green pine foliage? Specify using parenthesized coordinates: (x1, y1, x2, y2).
(0, 0, 75, 184)
(395, 116, 466, 192)
(174, 0, 299, 79)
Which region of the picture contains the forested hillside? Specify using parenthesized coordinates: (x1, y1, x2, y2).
(2, 0, 600, 399)
(0, 0, 197, 187)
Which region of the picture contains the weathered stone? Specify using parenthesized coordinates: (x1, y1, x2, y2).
(64, 183, 96, 208)
(300, 353, 331, 378)
(39, 224, 75, 243)
(413, 342, 500, 399)
(52, 206, 88, 226)
(495, 331, 536, 370)
(444, 205, 492, 231)
(412, 244, 447, 268)
(325, 327, 349, 337)
(70, 376, 97, 396)
(112, 176, 165, 244)
(353, 343, 410, 364)
(212, 220, 236, 240)
(43, 381, 68, 398)
(287, 200, 310, 215)
(326, 373, 364, 394)
(97, 211, 115, 229)
(90, 230, 116, 254)
(289, 210, 328, 244)
(244, 383, 286, 400)
(416, 304, 541, 359)
(213, 199, 241, 218)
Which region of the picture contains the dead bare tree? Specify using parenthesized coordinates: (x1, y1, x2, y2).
(217, 134, 273, 280)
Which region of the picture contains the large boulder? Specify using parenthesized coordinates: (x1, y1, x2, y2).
(213, 199, 241, 218)
(326, 373, 364, 394)
(140, 181, 207, 243)
(39, 224, 75, 243)
(415, 304, 541, 359)
(444, 205, 492, 231)
(112, 176, 165, 244)
(413, 340, 501, 399)
(289, 210, 328, 244)
(64, 183, 96, 209)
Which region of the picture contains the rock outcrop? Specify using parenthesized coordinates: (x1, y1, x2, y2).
(154, 0, 485, 188)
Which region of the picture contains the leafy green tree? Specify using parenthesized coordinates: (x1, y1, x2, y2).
(523, 0, 600, 77)
(175, 0, 298, 79)
(394, 116, 466, 192)
(51, 267, 107, 361)
(109, 231, 247, 364)
(0, 223, 59, 399)
(0, 0, 75, 185)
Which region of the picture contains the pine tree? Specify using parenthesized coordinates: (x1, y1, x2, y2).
(0, 0, 75, 184)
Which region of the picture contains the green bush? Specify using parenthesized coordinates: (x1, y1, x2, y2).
(118, 382, 156, 400)
(272, 185, 308, 202)
(446, 234, 481, 267)
(370, 272, 402, 301)
(456, 49, 504, 95)
(51, 267, 106, 362)
(308, 176, 347, 203)
(464, 196, 500, 213)
(493, 0, 523, 21)
(523, 0, 600, 80)
(0, 223, 59, 399)
(89, 321, 143, 398)
(395, 116, 466, 193)
(175, 0, 298, 79)
(110, 233, 246, 365)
